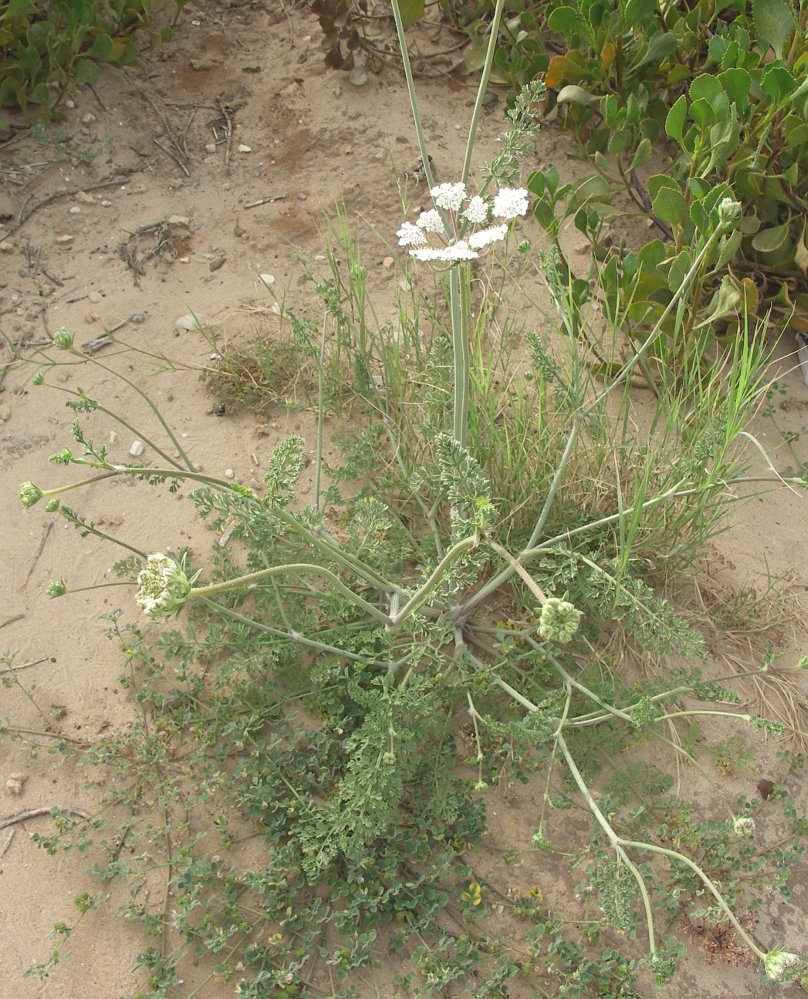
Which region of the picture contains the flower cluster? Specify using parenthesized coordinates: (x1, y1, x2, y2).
(763, 950, 800, 982)
(19, 481, 43, 508)
(397, 182, 528, 266)
(539, 597, 582, 644)
(135, 553, 192, 619)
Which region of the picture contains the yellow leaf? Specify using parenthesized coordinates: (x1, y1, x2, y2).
(600, 41, 617, 70)
(545, 54, 568, 89)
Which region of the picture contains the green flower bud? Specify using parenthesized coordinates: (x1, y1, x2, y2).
(49, 448, 74, 464)
(717, 197, 742, 228)
(135, 553, 192, 619)
(47, 578, 68, 598)
(32, 371, 45, 386)
(52, 328, 75, 350)
(19, 481, 43, 508)
(44, 498, 60, 513)
(539, 597, 582, 643)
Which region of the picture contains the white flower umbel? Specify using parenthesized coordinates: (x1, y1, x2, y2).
(416, 209, 444, 233)
(430, 182, 467, 211)
(492, 187, 529, 220)
(732, 816, 755, 837)
(463, 195, 489, 225)
(399, 181, 529, 269)
(468, 224, 508, 250)
(763, 950, 800, 982)
(135, 553, 192, 619)
(396, 221, 427, 247)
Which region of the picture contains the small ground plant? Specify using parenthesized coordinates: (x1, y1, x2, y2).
(7, 1, 808, 995)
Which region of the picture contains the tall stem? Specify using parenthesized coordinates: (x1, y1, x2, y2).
(450, 267, 471, 446)
(461, 0, 507, 184)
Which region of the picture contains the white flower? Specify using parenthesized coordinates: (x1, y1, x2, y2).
(410, 241, 478, 263)
(717, 197, 742, 226)
(492, 186, 529, 220)
(430, 182, 467, 212)
(416, 209, 444, 233)
(732, 816, 755, 837)
(135, 553, 192, 619)
(539, 597, 582, 643)
(463, 196, 489, 224)
(396, 221, 427, 247)
(468, 224, 508, 250)
(763, 950, 800, 981)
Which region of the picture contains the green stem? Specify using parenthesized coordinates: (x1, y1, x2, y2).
(450, 266, 471, 446)
(388, 533, 479, 628)
(191, 564, 390, 625)
(194, 596, 389, 666)
(389, 0, 436, 190)
(461, 0, 507, 185)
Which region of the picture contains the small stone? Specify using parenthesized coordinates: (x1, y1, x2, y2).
(0, 242, 13, 253)
(167, 214, 191, 227)
(109, 431, 117, 444)
(81, 112, 96, 124)
(88, 290, 103, 303)
(205, 143, 217, 153)
(259, 273, 275, 286)
(209, 352, 222, 361)
(75, 191, 95, 205)
(344, 145, 352, 155)
(382, 256, 394, 269)
(100, 199, 112, 207)
(5, 773, 26, 796)
(238, 144, 252, 153)
(348, 67, 368, 86)
(224, 468, 235, 479)
(56, 234, 74, 244)
(129, 439, 144, 457)
(0, 402, 11, 422)
(209, 256, 226, 272)
(65, 99, 76, 109)
(69, 206, 81, 214)
(175, 313, 201, 331)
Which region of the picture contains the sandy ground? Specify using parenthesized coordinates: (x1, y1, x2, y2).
(1, 1, 807, 997)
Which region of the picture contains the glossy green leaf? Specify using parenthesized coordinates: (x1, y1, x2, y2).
(751, 222, 790, 252)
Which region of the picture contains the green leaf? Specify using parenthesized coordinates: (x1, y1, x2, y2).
(557, 84, 596, 106)
(718, 67, 752, 113)
(624, 0, 656, 25)
(547, 6, 580, 33)
(665, 94, 687, 144)
(751, 221, 790, 253)
(397, 0, 425, 27)
(635, 30, 678, 68)
(85, 33, 114, 62)
(629, 137, 652, 171)
(564, 173, 614, 216)
(72, 58, 101, 85)
(648, 174, 679, 200)
(690, 73, 729, 119)
(652, 186, 688, 226)
(752, 0, 796, 58)
(761, 61, 796, 102)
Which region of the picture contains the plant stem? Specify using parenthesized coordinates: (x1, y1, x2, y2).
(191, 564, 390, 625)
(388, 533, 479, 628)
(389, 0, 435, 190)
(461, 0, 507, 185)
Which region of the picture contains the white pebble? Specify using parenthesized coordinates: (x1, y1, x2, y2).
(259, 273, 275, 286)
(69, 206, 81, 214)
(129, 440, 144, 457)
(175, 313, 201, 331)
(238, 144, 252, 153)
(224, 468, 235, 479)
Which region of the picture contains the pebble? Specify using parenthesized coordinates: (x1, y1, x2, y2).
(259, 273, 275, 286)
(209, 256, 226, 272)
(81, 112, 97, 124)
(238, 144, 252, 153)
(100, 199, 112, 207)
(56, 234, 74, 244)
(5, 773, 26, 796)
(224, 468, 235, 479)
(348, 67, 368, 86)
(0, 402, 11, 422)
(205, 142, 217, 153)
(129, 439, 144, 457)
(382, 256, 394, 269)
(88, 290, 103, 303)
(65, 99, 76, 109)
(0, 243, 13, 254)
(167, 214, 191, 227)
(69, 206, 81, 214)
(75, 191, 96, 205)
(175, 313, 201, 331)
